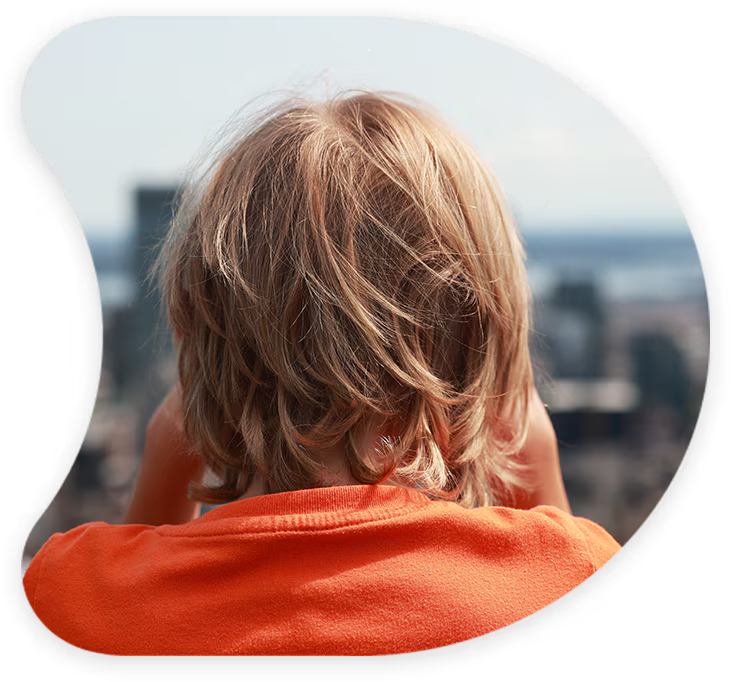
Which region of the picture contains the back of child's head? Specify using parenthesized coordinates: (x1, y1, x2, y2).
(159, 91, 533, 507)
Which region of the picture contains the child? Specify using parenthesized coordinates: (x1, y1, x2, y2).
(24, 91, 619, 655)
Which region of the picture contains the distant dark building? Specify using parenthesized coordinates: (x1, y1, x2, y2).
(538, 276, 606, 379)
(20, 181, 66, 400)
(103, 306, 137, 392)
(131, 187, 179, 436)
(532, 274, 640, 456)
(133, 187, 177, 344)
(629, 331, 692, 426)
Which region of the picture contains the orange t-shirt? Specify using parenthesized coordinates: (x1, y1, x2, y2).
(24, 485, 619, 655)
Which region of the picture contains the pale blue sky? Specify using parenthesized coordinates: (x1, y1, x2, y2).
(22, 17, 687, 236)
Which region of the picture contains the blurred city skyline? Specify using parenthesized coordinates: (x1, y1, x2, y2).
(24, 183, 707, 557)
(23, 17, 688, 237)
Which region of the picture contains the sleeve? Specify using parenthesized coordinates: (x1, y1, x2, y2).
(23, 533, 60, 614)
(23, 522, 109, 615)
(576, 518, 646, 656)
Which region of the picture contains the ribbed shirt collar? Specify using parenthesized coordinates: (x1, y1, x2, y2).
(197, 484, 431, 521)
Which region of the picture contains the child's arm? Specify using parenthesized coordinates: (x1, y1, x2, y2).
(507, 387, 572, 514)
(124, 385, 205, 526)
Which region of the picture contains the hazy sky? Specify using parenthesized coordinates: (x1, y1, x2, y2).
(22, 17, 687, 236)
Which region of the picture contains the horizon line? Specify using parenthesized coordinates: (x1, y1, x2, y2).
(83, 222, 692, 240)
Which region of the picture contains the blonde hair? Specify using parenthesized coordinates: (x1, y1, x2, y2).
(159, 91, 533, 507)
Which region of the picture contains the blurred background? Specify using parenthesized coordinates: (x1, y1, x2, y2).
(22, 18, 707, 563)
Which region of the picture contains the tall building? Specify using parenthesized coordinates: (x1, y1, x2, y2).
(102, 304, 136, 392)
(534, 276, 640, 456)
(132, 187, 175, 386)
(130, 186, 179, 444)
(20, 180, 66, 400)
(544, 276, 605, 379)
(629, 331, 692, 427)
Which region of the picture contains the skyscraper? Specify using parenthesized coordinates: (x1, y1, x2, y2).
(132, 187, 175, 383)
(544, 277, 605, 379)
(629, 331, 692, 425)
(130, 186, 178, 442)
